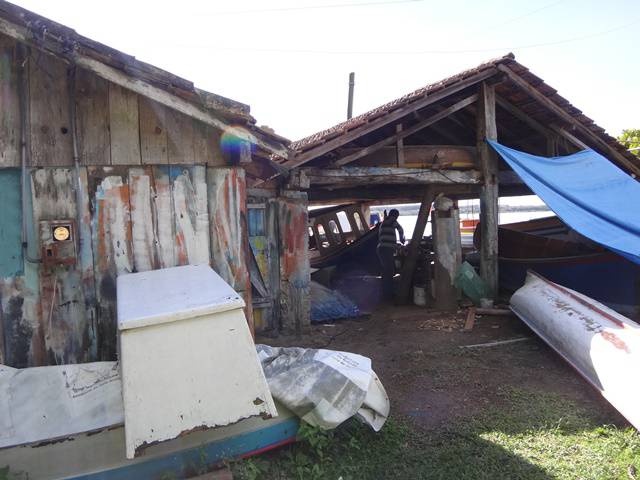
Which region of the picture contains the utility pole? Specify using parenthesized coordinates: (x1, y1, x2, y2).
(347, 72, 355, 119)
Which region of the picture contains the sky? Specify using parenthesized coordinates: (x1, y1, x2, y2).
(12, 0, 640, 143)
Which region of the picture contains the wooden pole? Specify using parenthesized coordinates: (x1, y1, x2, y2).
(476, 82, 499, 298)
(433, 196, 462, 311)
(397, 187, 434, 304)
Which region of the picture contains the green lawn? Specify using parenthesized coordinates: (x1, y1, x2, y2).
(232, 388, 640, 480)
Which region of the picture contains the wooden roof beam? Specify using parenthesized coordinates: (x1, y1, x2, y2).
(333, 94, 479, 167)
(497, 64, 640, 176)
(286, 68, 499, 168)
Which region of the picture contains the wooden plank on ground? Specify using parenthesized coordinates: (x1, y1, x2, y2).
(0, 35, 20, 167)
(139, 97, 168, 165)
(76, 68, 110, 165)
(29, 52, 73, 166)
(108, 84, 141, 165)
(464, 307, 476, 332)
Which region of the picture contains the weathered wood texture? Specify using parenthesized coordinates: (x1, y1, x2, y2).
(297, 167, 482, 188)
(76, 68, 110, 165)
(108, 83, 141, 165)
(29, 52, 73, 166)
(139, 97, 168, 165)
(0, 35, 20, 167)
(477, 82, 499, 298)
(433, 196, 462, 310)
(397, 188, 433, 304)
(31, 168, 95, 365)
(276, 192, 310, 334)
(350, 145, 477, 169)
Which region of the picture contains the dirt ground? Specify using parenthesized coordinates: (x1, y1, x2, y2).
(259, 305, 627, 431)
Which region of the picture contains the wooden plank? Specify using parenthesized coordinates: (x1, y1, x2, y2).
(299, 166, 482, 187)
(75, 68, 110, 165)
(549, 125, 588, 150)
(166, 109, 195, 165)
(0, 35, 20, 167)
(207, 167, 249, 292)
(277, 192, 310, 334)
(171, 165, 209, 265)
(29, 52, 73, 166)
(0, 16, 289, 159)
(344, 145, 477, 169)
(395, 124, 405, 167)
(476, 82, 499, 298)
(108, 83, 141, 165)
(334, 94, 479, 167)
(285, 69, 498, 168)
(497, 64, 640, 176)
(129, 167, 159, 272)
(151, 165, 176, 268)
(193, 120, 225, 166)
(397, 187, 433, 304)
(464, 307, 476, 332)
(90, 167, 133, 360)
(31, 168, 95, 364)
(138, 97, 168, 165)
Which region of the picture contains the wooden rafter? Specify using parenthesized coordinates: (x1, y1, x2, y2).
(333, 94, 479, 167)
(497, 64, 640, 176)
(284, 68, 499, 169)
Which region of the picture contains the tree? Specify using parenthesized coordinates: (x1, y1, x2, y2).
(618, 129, 640, 157)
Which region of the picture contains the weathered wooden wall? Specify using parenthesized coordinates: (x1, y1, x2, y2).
(276, 191, 311, 334)
(0, 33, 293, 367)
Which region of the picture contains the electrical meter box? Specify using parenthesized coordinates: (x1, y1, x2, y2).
(39, 220, 77, 268)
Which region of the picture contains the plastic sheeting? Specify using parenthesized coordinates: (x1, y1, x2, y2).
(488, 140, 640, 264)
(257, 345, 390, 431)
(310, 281, 360, 323)
(0, 362, 123, 448)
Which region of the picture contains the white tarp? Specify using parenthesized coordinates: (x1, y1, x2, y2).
(0, 362, 123, 448)
(257, 345, 390, 431)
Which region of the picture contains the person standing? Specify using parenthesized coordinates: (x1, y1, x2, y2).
(377, 209, 405, 302)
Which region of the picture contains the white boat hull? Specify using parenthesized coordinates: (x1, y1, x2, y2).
(510, 271, 640, 429)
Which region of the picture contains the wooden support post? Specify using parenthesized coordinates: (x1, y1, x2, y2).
(476, 82, 499, 298)
(546, 134, 559, 156)
(396, 124, 405, 167)
(397, 187, 434, 304)
(433, 196, 462, 311)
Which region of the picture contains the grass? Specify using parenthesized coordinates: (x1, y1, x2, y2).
(231, 388, 640, 480)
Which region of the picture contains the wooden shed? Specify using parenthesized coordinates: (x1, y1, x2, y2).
(269, 53, 640, 305)
(0, 1, 311, 368)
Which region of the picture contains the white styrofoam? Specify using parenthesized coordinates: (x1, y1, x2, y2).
(117, 264, 244, 330)
(117, 265, 276, 459)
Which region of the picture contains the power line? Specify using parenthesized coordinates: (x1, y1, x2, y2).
(470, 0, 568, 36)
(198, 16, 639, 55)
(201, 0, 423, 16)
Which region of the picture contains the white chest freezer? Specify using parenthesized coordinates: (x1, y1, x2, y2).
(117, 264, 277, 459)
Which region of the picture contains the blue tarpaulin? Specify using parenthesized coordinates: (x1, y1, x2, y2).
(488, 140, 640, 265)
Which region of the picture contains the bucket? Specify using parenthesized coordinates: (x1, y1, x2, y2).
(413, 284, 427, 306)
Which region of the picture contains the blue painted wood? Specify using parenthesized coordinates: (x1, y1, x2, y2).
(0, 169, 22, 277)
(69, 418, 299, 480)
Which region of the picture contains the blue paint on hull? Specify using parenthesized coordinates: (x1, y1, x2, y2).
(69, 418, 299, 480)
(500, 253, 640, 317)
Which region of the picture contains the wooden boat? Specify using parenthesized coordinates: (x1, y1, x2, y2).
(309, 204, 380, 270)
(510, 271, 640, 429)
(0, 401, 298, 480)
(474, 216, 640, 317)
